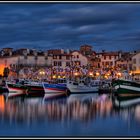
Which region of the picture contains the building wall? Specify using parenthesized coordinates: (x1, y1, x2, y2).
(71, 51, 88, 66)
(51, 55, 72, 69)
(98, 54, 119, 68)
(132, 52, 140, 72)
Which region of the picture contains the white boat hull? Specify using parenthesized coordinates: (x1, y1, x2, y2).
(67, 84, 99, 93)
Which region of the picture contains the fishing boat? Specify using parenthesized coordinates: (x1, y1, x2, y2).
(6, 82, 27, 98)
(23, 81, 45, 97)
(67, 79, 100, 94)
(42, 82, 68, 100)
(112, 79, 140, 100)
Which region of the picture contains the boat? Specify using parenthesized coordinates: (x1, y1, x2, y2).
(112, 79, 140, 100)
(67, 79, 100, 94)
(6, 82, 27, 98)
(42, 82, 68, 100)
(24, 81, 45, 97)
(98, 80, 112, 94)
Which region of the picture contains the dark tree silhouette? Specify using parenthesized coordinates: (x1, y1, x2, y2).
(3, 67, 10, 78)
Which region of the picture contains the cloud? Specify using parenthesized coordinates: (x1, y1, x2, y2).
(0, 3, 139, 52)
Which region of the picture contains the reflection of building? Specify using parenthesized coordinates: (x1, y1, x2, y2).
(0, 95, 113, 125)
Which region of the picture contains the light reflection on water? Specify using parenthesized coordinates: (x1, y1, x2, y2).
(0, 93, 140, 136)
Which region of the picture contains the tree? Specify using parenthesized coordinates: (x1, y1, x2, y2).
(3, 67, 10, 78)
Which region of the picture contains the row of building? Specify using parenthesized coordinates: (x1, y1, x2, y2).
(0, 45, 139, 77)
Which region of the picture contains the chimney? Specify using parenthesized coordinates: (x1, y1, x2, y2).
(9, 51, 12, 56)
(61, 49, 64, 54)
(66, 49, 70, 54)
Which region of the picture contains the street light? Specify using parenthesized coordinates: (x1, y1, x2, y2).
(74, 72, 79, 76)
(89, 72, 93, 77)
(96, 72, 100, 76)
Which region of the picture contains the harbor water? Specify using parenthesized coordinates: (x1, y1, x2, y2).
(0, 93, 140, 137)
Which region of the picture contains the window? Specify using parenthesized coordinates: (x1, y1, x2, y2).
(133, 59, 136, 64)
(77, 55, 79, 59)
(110, 62, 113, 65)
(104, 56, 106, 60)
(66, 56, 70, 60)
(106, 62, 109, 65)
(77, 61, 80, 65)
(53, 55, 57, 59)
(59, 55, 62, 59)
(54, 61, 57, 66)
(66, 62, 70, 66)
(102, 62, 104, 65)
(58, 62, 62, 66)
(109, 56, 111, 60)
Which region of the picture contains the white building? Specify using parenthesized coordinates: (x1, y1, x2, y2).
(0, 48, 51, 71)
(47, 49, 72, 70)
(96, 51, 121, 69)
(132, 52, 140, 79)
(71, 51, 88, 67)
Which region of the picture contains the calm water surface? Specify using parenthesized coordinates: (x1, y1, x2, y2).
(0, 93, 140, 137)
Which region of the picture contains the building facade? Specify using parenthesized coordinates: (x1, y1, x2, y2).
(96, 51, 121, 70)
(132, 52, 140, 79)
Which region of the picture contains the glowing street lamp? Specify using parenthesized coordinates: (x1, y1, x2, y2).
(52, 75, 56, 79)
(117, 72, 121, 77)
(129, 71, 132, 76)
(39, 71, 45, 75)
(58, 75, 61, 79)
(89, 72, 93, 77)
(74, 72, 79, 76)
(96, 72, 100, 76)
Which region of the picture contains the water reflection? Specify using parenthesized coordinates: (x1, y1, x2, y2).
(0, 94, 140, 128)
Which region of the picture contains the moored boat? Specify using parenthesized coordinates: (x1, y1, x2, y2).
(6, 82, 27, 98)
(42, 82, 68, 100)
(23, 81, 45, 97)
(112, 79, 140, 100)
(67, 79, 100, 94)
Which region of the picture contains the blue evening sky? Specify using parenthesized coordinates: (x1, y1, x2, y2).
(0, 3, 140, 52)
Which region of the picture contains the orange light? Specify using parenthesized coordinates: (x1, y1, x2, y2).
(58, 75, 61, 78)
(74, 72, 78, 76)
(0, 65, 7, 76)
(89, 72, 93, 76)
(96, 72, 100, 76)
(0, 95, 5, 112)
(117, 72, 121, 76)
(104, 75, 108, 79)
(52, 75, 56, 79)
